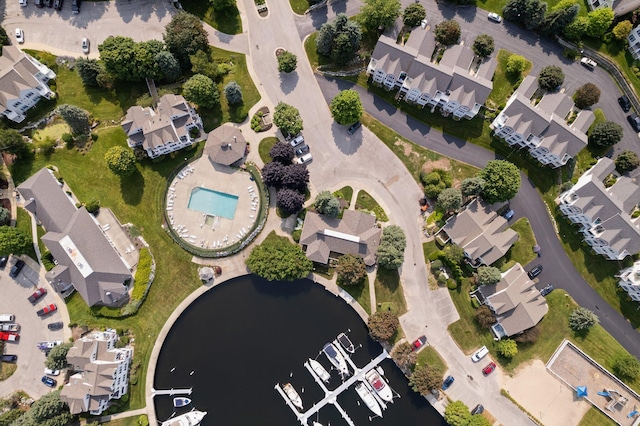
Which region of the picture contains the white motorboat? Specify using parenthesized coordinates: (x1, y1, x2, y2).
(161, 410, 207, 426)
(309, 358, 331, 383)
(355, 382, 383, 418)
(337, 332, 355, 353)
(173, 397, 192, 407)
(365, 369, 393, 403)
(323, 342, 349, 377)
(283, 383, 303, 410)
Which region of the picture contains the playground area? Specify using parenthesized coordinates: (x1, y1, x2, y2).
(547, 340, 640, 426)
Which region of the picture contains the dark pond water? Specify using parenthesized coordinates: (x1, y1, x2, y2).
(154, 275, 446, 426)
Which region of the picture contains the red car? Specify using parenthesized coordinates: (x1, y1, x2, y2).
(482, 362, 496, 376)
(0, 332, 19, 342)
(412, 335, 428, 351)
(28, 288, 47, 304)
(36, 304, 57, 316)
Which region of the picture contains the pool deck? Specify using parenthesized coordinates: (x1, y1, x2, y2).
(165, 157, 260, 250)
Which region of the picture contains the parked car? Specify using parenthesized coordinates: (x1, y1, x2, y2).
(296, 153, 313, 164)
(34, 0, 43, 7)
(81, 38, 90, 54)
(44, 368, 60, 376)
(420, 19, 428, 29)
(37, 340, 62, 350)
(71, 0, 80, 13)
(527, 264, 543, 279)
(19, 0, 27, 6)
(540, 284, 554, 296)
(580, 57, 597, 70)
(0, 256, 7, 268)
(618, 96, 631, 112)
(295, 145, 309, 156)
(347, 121, 362, 135)
(48, 322, 64, 331)
(482, 362, 496, 376)
(290, 135, 304, 147)
(53, 0, 63, 10)
(15, 28, 24, 44)
(0, 332, 19, 342)
(9, 259, 25, 278)
(487, 12, 502, 23)
(412, 335, 427, 351)
(1, 354, 17, 363)
(628, 113, 640, 132)
(502, 209, 514, 221)
(471, 404, 484, 415)
(41, 376, 57, 387)
(36, 304, 57, 317)
(46, 0, 54, 7)
(442, 375, 455, 390)
(471, 346, 489, 362)
(28, 288, 47, 304)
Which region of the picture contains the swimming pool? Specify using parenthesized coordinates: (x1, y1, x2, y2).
(188, 187, 239, 220)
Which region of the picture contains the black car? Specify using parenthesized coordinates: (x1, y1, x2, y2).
(295, 145, 310, 156)
(46, 0, 54, 7)
(53, 0, 63, 10)
(34, 0, 44, 7)
(48, 322, 64, 331)
(540, 284, 554, 296)
(618, 96, 631, 113)
(9, 259, 25, 278)
(628, 114, 640, 132)
(527, 264, 543, 279)
(347, 121, 362, 135)
(71, 0, 80, 13)
(471, 404, 484, 415)
(1, 354, 17, 363)
(0, 256, 7, 268)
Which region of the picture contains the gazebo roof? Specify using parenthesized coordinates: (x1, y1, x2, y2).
(205, 125, 246, 165)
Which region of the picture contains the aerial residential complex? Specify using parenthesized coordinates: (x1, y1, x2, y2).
(628, 25, 640, 60)
(0, 46, 56, 123)
(491, 75, 594, 168)
(367, 30, 496, 121)
(60, 329, 133, 416)
(557, 158, 640, 260)
(122, 94, 203, 159)
(618, 260, 640, 302)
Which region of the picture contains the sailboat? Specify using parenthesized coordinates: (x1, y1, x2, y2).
(309, 358, 331, 383)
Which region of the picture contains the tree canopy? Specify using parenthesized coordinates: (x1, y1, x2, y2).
(569, 307, 599, 331)
(156, 50, 181, 82)
(330, 89, 363, 125)
(461, 177, 485, 197)
(245, 232, 313, 281)
(472, 34, 495, 58)
(368, 311, 399, 341)
(434, 19, 461, 46)
(437, 188, 462, 212)
(377, 225, 407, 270)
(615, 151, 640, 174)
(403, 3, 426, 27)
(0, 226, 32, 256)
(224, 81, 243, 105)
(46, 342, 72, 370)
(409, 364, 442, 395)
(57, 104, 91, 135)
(183, 74, 220, 109)
(261, 161, 286, 187)
(358, 0, 401, 32)
(276, 188, 305, 215)
(505, 54, 527, 75)
(614, 355, 640, 380)
(278, 51, 298, 73)
(574, 83, 600, 109)
(314, 190, 341, 217)
(541, 4, 579, 35)
(269, 142, 295, 165)
(477, 266, 502, 286)
(475, 305, 497, 329)
(316, 14, 362, 66)
(444, 400, 472, 426)
(105, 146, 137, 177)
(75, 58, 103, 86)
(538, 65, 564, 91)
(613, 20, 633, 41)
(0, 207, 10, 226)
(163, 12, 210, 69)
(563, 16, 589, 40)
(588, 121, 623, 148)
(391, 342, 417, 370)
(479, 160, 521, 204)
(12, 391, 73, 426)
(503, 0, 546, 30)
(0, 128, 30, 157)
(497, 338, 518, 358)
(336, 254, 367, 286)
(210, 0, 236, 11)
(273, 102, 304, 136)
(586, 8, 614, 38)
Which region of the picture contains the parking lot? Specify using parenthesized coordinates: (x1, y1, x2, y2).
(0, 256, 65, 399)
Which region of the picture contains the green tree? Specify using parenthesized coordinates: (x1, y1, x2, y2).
(563, 16, 589, 40)
(472, 34, 495, 58)
(336, 254, 367, 286)
(523, 0, 547, 30)
(368, 311, 399, 341)
(156, 51, 181, 82)
(45, 342, 72, 370)
(574, 83, 601, 109)
(0, 207, 10, 226)
(444, 400, 472, 425)
(434, 19, 461, 46)
(132, 39, 164, 80)
(245, 232, 313, 281)
(12, 391, 73, 426)
(0, 226, 31, 256)
(330, 89, 363, 125)
(273, 102, 304, 136)
(210, 0, 235, 10)
(75, 57, 102, 86)
(569, 307, 599, 331)
(444, 244, 465, 264)
(359, 0, 401, 32)
(316, 14, 362, 65)
(57, 104, 91, 135)
(190, 50, 220, 80)
(391, 341, 417, 370)
(403, 3, 426, 27)
(479, 160, 521, 204)
(475, 305, 497, 328)
(613, 355, 640, 380)
(0, 25, 8, 46)
(538, 65, 564, 91)
(586, 8, 614, 38)
(469, 415, 493, 426)
(164, 12, 210, 69)
(477, 266, 502, 286)
(588, 121, 623, 148)
(269, 142, 294, 164)
(541, 4, 579, 36)
(224, 81, 243, 105)
(314, 190, 341, 216)
(612, 20, 633, 40)
(104, 146, 137, 177)
(461, 177, 485, 197)
(98, 36, 137, 81)
(377, 225, 407, 270)
(183, 74, 220, 109)
(276, 188, 305, 215)
(409, 364, 442, 395)
(505, 54, 527, 75)
(497, 339, 518, 358)
(84, 199, 101, 214)
(552, 0, 579, 11)
(437, 188, 462, 212)
(615, 151, 640, 174)
(278, 51, 298, 73)
(502, 0, 527, 22)
(0, 128, 29, 157)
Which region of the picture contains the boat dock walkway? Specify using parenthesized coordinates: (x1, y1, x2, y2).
(151, 388, 193, 397)
(276, 340, 390, 426)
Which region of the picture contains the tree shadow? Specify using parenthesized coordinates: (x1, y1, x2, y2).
(280, 71, 299, 94)
(120, 169, 144, 206)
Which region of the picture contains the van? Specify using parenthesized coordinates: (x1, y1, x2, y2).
(471, 346, 489, 362)
(296, 153, 313, 164)
(0, 314, 15, 323)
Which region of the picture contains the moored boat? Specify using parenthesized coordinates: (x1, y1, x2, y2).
(283, 383, 303, 410)
(323, 343, 349, 377)
(173, 397, 192, 408)
(309, 358, 331, 383)
(365, 369, 393, 403)
(160, 409, 207, 426)
(355, 382, 383, 418)
(337, 332, 355, 353)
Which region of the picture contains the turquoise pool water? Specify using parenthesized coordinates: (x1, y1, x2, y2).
(188, 187, 238, 219)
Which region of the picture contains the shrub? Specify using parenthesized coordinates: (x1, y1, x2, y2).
(368, 311, 399, 341)
(475, 305, 497, 329)
(574, 83, 601, 109)
(434, 19, 461, 46)
(538, 65, 564, 91)
(497, 339, 518, 358)
(131, 248, 153, 302)
(505, 54, 527, 75)
(613, 355, 640, 380)
(569, 307, 599, 331)
(431, 259, 443, 269)
(615, 151, 640, 174)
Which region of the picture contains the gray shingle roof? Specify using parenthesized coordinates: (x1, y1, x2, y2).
(205, 125, 246, 165)
(0, 46, 50, 109)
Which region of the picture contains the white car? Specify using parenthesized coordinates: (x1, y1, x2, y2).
(420, 19, 428, 29)
(290, 135, 304, 147)
(488, 12, 502, 23)
(44, 368, 60, 376)
(580, 57, 597, 70)
(81, 38, 90, 54)
(296, 153, 313, 164)
(15, 28, 24, 44)
(19, 0, 27, 6)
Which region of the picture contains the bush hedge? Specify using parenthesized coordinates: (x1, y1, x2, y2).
(131, 247, 153, 302)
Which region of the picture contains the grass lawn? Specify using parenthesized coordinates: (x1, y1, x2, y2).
(338, 278, 371, 315)
(374, 268, 407, 315)
(486, 50, 533, 110)
(578, 407, 616, 426)
(0, 363, 17, 381)
(101, 416, 147, 426)
(571, 108, 606, 183)
(304, 33, 332, 70)
(258, 137, 279, 164)
(334, 186, 353, 207)
(475, 0, 590, 15)
(584, 37, 640, 99)
(289, 0, 311, 15)
(355, 190, 389, 222)
(32, 122, 71, 143)
(15, 208, 37, 261)
(181, 0, 242, 35)
(415, 346, 447, 376)
(493, 217, 537, 271)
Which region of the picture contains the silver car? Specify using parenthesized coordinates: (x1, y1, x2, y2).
(82, 38, 90, 54)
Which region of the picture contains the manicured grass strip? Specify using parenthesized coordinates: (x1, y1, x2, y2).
(486, 49, 532, 109)
(289, 0, 310, 15)
(338, 278, 371, 315)
(334, 186, 353, 207)
(100, 416, 146, 426)
(374, 268, 407, 315)
(15, 208, 37, 261)
(258, 137, 278, 164)
(304, 33, 332, 70)
(181, 0, 242, 35)
(0, 362, 17, 381)
(578, 407, 617, 426)
(355, 190, 389, 222)
(415, 346, 447, 376)
(572, 108, 606, 183)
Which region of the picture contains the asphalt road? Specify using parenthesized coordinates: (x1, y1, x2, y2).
(316, 76, 640, 359)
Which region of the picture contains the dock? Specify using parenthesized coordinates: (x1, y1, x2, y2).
(276, 339, 390, 426)
(151, 388, 193, 397)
